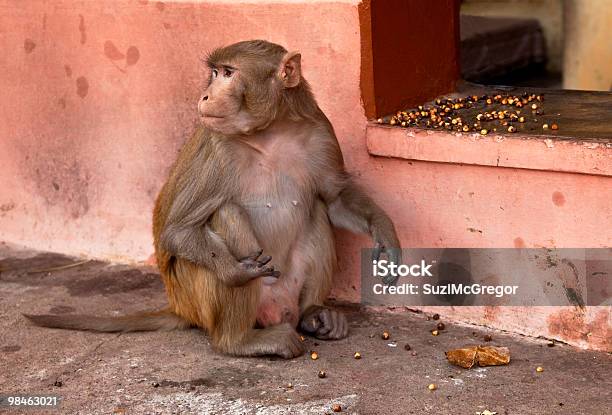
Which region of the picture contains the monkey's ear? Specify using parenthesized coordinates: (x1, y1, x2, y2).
(279, 51, 302, 88)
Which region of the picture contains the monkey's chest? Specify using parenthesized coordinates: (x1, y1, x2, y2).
(235, 160, 317, 252)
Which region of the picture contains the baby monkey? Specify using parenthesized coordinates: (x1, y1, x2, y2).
(26, 40, 401, 358)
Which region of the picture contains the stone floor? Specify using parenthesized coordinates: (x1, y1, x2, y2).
(0, 245, 610, 414)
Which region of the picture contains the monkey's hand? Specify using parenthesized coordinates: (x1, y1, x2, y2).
(228, 250, 281, 286)
(299, 305, 348, 340)
(372, 238, 402, 286)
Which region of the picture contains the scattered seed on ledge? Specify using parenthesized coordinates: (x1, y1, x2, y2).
(381, 331, 390, 340)
(404, 343, 411, 351)
(431, 330, 439, 336)
(551, 123, 559, 130)
(378, 93, 552, 137)
(437, 322, 445, 331)
(543, 123, 549, 130)
(428, 383, 437, 391)
(433, 314, 440, 320)
(354, 352, 362, 359)
(310, 351, 319, 360)
(318, 370, 327, 379)
(536, 366, 544, 373)
(332, 403, 342, 412)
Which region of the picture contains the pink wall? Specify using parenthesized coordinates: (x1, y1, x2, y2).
(0, 0, 609, 351)
(0, 0, 365, 261)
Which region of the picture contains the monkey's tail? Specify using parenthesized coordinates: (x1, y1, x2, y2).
(23, 309, 191, 333)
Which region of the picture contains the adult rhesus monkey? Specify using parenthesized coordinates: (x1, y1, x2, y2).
(25, 40, 401, 358)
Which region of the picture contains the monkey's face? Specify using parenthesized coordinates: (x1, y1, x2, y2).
(200, 42, 302, 136)
(198, 63, 282, 136)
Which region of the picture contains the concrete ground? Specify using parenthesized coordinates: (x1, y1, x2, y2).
(0, 244, 610, 415)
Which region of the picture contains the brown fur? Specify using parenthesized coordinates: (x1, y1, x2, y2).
(24, 309, 188, 332)
(25, 40, 400, 359)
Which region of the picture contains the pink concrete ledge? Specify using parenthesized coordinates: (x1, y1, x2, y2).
(366, 124, 612, 177)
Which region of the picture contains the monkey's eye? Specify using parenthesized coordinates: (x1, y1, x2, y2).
(211, 69, 218, 78)
(223, 68, 233, 78)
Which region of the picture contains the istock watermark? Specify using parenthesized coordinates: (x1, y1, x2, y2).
(372, 282, 519, 298)
(372, 259, 434, 277)
(361, 248, 611, 307)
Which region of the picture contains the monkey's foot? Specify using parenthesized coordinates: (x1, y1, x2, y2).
(226, 324, 304, 359)
(268, 324, 305, 358)
(299, 305, 349, 340)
